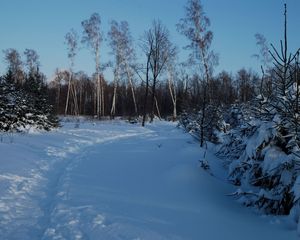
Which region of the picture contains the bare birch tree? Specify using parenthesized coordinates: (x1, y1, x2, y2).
(65, 28, 79, 115)
(53, 68, 64, 113)
(81, 13, 103, 118)
(167, 61, 178, 121)
(108, 20, 137, 117)
(142, 49, 152, 126)
(24, 49, 40, 74)
(108, 21, 125, 118)
(177, 0, 218, 147)
(3, 48, 24, 85)
(253, 33, 273, 96)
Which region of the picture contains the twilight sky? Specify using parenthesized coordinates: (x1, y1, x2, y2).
(0, 0, 299, 80)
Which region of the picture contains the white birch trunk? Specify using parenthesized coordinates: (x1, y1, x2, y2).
(154, 96, 161, 120)
(110, 68, 119, 118)
(167, 69, 177, 121)
(64, 73, 72, 116)
(96, 49, 101, 118)
(125, 62, 138, 115)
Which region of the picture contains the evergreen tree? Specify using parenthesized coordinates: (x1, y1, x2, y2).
(0, 71, 30, 131)
(217, 4, 300, 216)
(24, 68, 59, 130)
(0, 67, 58, 133)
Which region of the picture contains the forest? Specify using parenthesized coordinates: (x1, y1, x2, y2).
(1, 0, 300, 234)
(1, 1, 264, 128)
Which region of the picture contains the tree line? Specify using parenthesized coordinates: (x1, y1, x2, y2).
(0, 0, 292, 132)
(46, 0, 262, 127)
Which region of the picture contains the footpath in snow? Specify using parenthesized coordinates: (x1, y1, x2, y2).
(0, 120, 297, 239)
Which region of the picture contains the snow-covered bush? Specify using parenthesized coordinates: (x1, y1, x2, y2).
(219, 118, 297, 215)
(216, 13, 300, 218)
(179, 105, 223, 143)
(217, 101, 300, 217)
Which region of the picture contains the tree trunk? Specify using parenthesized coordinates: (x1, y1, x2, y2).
(125, 62, 138, 115)
(64, 73, 72, 116)
(168, 69, 177, 121)
(56, 83, 61, 114)
(79, 84, 83, 115)
(154, 96, 161, 120)
(142, 54, 151, 127)
(71, 80, 79, 116)
(200, 89, 206, 148)
(93, 84, 97, 117)
(96, 50, 101, 119)
(110, 68, 119, 119)
(101, 75, 105, 116)
(199, 42, 211, 147)
(150, 77, 157, 122)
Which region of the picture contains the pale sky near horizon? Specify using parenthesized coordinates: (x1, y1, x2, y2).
(0, 0, 299, 81)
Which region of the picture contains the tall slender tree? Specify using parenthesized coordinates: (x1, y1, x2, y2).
(253, 33, 273, 96)
(167, 59, 178, 121)
(177, 0, 218, 147)
(24, 49, 40, 74)
(3, 48, 24, 85)
(65, 28, 79, 115)
(108, 20, 138, 117)
(142, 20, 176, 123)
(81, 13, 103, 118)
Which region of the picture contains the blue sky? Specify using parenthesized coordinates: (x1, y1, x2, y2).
(0, 0, 299, 80)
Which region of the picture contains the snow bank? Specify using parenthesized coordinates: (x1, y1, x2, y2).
(0, 120, 297, 239)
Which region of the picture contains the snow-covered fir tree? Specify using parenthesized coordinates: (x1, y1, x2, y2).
(215, 4, 300, 219)
(0, 67, 58, 132)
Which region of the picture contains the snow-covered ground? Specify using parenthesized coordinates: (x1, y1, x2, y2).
(0, 120, 297, 239)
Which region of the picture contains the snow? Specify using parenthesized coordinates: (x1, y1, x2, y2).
(292, 176, 300, 204)
(261, 146, 291, 173)
(245, 121, 273, 159)
(0, 120, 297, 239)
